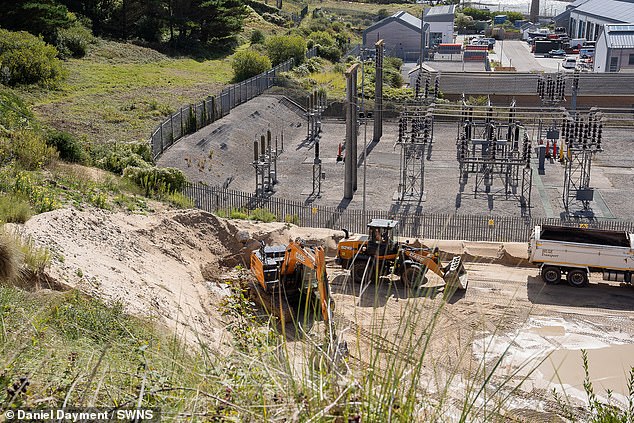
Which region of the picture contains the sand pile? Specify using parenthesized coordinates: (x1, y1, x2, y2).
(11, 207, 345, 347)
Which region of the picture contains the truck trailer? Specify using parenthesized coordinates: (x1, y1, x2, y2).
(528, 225, 634, 287)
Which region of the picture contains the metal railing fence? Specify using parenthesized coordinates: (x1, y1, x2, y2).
(183, 183, 634, 242)
(149, 47, 317, 160)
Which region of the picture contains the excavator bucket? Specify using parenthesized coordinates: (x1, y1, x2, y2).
(443, 256, 468, 290)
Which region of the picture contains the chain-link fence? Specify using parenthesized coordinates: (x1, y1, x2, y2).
(149, 47, 317, 160)
(183, 183, 634, 242)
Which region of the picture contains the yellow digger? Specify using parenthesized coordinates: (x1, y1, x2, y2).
(336, 219, 468, 292)
(250, 239, 347, 363)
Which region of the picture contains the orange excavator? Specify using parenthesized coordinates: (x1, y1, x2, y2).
(250, 240, 346, 362)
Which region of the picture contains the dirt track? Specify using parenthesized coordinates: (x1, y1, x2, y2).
(326, 256, 634, 418)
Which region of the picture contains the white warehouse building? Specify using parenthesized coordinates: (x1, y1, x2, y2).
(423, 4, 456, 46)
(568, 0, 634, 41)
(594, 24, 634, 72)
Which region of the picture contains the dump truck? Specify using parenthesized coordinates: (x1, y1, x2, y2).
(336, 219, 468, 292)
(528, 225, 634, 287)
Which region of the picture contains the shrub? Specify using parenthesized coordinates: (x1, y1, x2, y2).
(284, 214, 299, 225)
(167, 192, 194, 209)
(91, 142, 153, 174)
(232, 50, 272, 82)
(0, 232, 20, 284)
(385, 56, 403, 71)
(0, 90, 35, 131)
(266, 35, 307, 66)
(250, 208, 276, 222)
(123, 166, 187, 196)
(6, 130, 57, 170)
(0, 193, 32, 224)
(54, 22, 94, 59)
(308, 31, 341, 62)
(46, 130, 87, 163)
(0, 29, 65, 87)
(250, 29, 265, 44)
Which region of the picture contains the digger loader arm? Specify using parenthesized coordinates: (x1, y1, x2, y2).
(403, 249, 468, 290)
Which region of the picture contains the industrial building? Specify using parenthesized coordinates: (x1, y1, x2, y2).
(423, 4, 456, 46)
(363, 11, 428, 61)
(563, 0, 634, 42)
(594, 24, 634, 72)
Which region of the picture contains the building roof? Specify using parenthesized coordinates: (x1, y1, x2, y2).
(572, 0, 634, 24)
(567, 0, 592, 9)
(603, 24, 634, 48)
(363, 11, 423, 36)
(424, 5, 456, 17)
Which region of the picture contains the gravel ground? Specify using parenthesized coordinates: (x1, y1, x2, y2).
(158, 95, 634, 219)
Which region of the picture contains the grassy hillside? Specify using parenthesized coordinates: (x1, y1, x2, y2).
(18, 41, 233, 146)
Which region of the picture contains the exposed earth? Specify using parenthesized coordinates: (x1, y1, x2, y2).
(11, 206, 634, 418)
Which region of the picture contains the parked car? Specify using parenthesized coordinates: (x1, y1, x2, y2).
(544, 49, 566, 58)
(562, 57, 577, 69)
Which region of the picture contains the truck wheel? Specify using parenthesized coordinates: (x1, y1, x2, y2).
(402, 265, 427, 288)
(541, 266, 561, 285)
(567, 269, 589, 287)
(351, 260, 375, 284)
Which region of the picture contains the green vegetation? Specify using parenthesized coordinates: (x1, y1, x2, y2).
(216, 207, 277, 222)
(266, 35, 307, 66)
(0, 0, 248, 52)
(123, 166, 187, 196)
(0, 29, 66, 87)
(232, 50, 272, 82)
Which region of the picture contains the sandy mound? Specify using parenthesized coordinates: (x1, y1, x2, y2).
(17, 208, 244, 347)
(420, 239, 531, 267)
(12, 208, 346, 348)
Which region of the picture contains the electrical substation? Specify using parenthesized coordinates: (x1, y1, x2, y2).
(158, 64, 634, 222)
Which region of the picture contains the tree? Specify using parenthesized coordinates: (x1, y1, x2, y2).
(505, 11, 525, 23)
(461, 7, 491, 21)
(455, 12, 474, 32)
(0, 0, 73, 42)
(266, 35, 306, 66)
(232, 50, 271, 81)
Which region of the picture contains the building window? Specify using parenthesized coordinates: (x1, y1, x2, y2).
(430, 32, 442, 46)
(629, 54, 634, 66)
(610, 56, 619, 72)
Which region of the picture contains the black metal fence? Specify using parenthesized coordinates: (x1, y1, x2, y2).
(183, 183, 634, 242)
(149, 47, 317, 160)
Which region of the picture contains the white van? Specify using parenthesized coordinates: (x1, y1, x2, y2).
(562, 57, 577, 69)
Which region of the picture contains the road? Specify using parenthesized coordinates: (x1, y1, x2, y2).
(494, 39, 580, 73)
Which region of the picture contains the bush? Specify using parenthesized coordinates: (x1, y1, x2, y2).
(123, 166, 187, 196)
(250, 29, 265, 44)
(3, 130, 57, 170)
(54, 22, 94, 59)
(231, 50, 272, 82)
(0, 193, 32, 224)
(0, 91, 35, 131)
(308, 31, 341, 62)
(91, 142, 153, 174)
(384, 56, 403, 71)
(0, 29, 65, 87)
(250, 208, 276, 222)
(266, 35, 307, 66)
(46, 130, 88, 163)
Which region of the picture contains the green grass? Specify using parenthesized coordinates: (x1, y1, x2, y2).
(0, 163, 152, 216)
(17, 40, 233, 146)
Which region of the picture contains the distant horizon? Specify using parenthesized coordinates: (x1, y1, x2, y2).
(463, 0, 569, 17)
